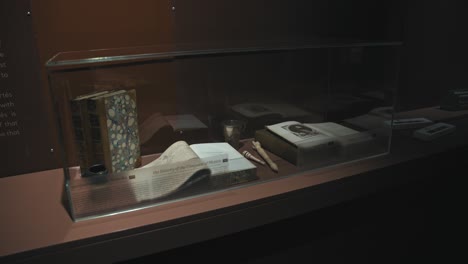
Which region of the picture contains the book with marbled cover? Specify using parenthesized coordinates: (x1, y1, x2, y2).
(88, 89, 141, 173)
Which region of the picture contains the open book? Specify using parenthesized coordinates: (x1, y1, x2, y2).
(256, 121, 377, 167)
(131, 140, 256, 201)
(266, 121, 358, 148)
(131, 141, 225, 201)
(267, 121, 379, 151)
(69, 140, 257, 218)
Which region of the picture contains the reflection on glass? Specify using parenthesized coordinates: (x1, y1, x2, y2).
(47, 44, 400, 221)
(222, 119, 246, 149)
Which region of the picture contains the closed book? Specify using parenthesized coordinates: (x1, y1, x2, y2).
(87, 89, 141, 173)
(70, 90, 110, 173)
(255, 129, 299, 165)
(254, 123, 341, 168)
(165, 114, 210, 144)
(228, 103, 321, 137)
(140, 141, 257, 198)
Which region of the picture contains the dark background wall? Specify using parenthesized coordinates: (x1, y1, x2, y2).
(398, 1, 467, 110)
(2, 0, 407, 177)
(1, 0, 465, 262)
(0, 1, 57, 177)
(117, 1, 464, 262)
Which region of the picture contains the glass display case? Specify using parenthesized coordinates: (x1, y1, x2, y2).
(46, 40, 400, 221)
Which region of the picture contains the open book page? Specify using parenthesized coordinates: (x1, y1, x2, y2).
(142, 141, 199, 168)
(124, 141, 211, 202)
(70, 142, 252, 214)
(267, 121, 362, 148)
(190, 142, 255, 176)
(190, 142, 242, 160)
(69, 157, 212, 215)
(266, 121, 332, 147)
(131, 159, 211, 203)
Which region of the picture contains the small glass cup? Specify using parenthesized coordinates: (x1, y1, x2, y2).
(222, 119, 246, 149)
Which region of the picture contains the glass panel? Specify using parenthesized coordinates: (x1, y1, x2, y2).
(45, 3, 401, 221)
(328, 46, 399, 164)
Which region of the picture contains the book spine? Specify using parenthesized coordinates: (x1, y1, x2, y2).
(87, 98, 112, 172)
(70, 99, 91, 174)
(125, 90, 142, 169)
(254, 129, 300, 166)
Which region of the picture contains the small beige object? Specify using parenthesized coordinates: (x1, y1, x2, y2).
(252, 141, 278, 172)
(242, 150, 266, 165)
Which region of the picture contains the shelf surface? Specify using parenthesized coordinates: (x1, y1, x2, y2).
(1, 106, 466, 263)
